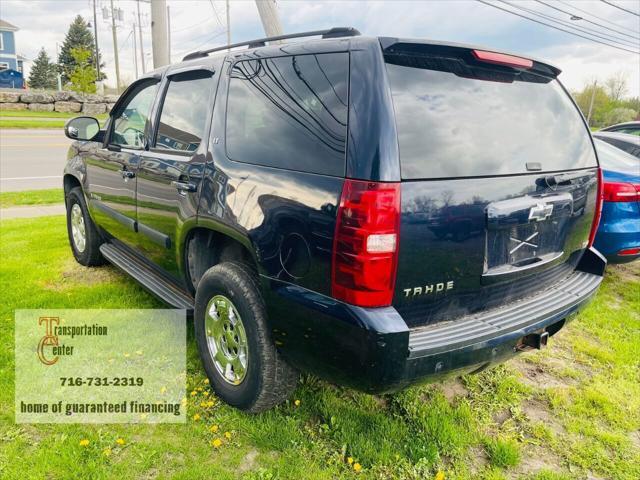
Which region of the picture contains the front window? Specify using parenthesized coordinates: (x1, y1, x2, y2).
(111, 81, 158, 148)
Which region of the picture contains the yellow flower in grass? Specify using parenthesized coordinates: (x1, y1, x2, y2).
(210, 424, 219, 433)
(200, 402, 207, 408)
(294, 399, 301, 407)
(353, 463, 362, 473)
(211, 438, 222, 448)
(206, 401, 214, 408)
(79, 439, 90, 447)
(197, 387, 203, 392)
(124, 352, 130, 358)
(160, 386, 167, 394)
(116, 438, 125, 446)
(103, 447, 112, 456)
(193, 413, 201, 421)
(204, 391, 210, 397)
(204, 378, 210, 384)
(434, 472, 445, 480)
(224, 431, 231, 439)
(135, 350, 143, 355)
(190, 390, 197, 396)
(347, 457, 353, 465)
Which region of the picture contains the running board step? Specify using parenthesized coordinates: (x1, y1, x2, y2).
(100, 243, 194, 311)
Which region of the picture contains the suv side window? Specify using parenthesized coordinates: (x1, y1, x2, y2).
(154, 71, 213, 153)
(226, 52, 349, 177)
(111, 81, 158, 148)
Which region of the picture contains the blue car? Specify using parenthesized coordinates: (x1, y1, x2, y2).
(593, 139, 640, 263)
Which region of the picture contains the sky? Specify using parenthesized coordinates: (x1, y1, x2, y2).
(1, 0, 639, 97)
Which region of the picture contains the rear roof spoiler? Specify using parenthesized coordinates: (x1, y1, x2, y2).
(379, 37, 561, 78)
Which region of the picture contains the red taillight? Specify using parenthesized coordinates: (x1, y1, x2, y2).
(588, 168, 604, 248)
(472, 49, 533, 69)
(618, 247, 640, 256)
(331, 179, 401, 307)
(603, 181, 640, 202)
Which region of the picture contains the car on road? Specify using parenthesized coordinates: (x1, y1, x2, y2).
(62, 28, 606, 412)
(593, 139, 640, 263)
(593, 131, 640, 158)
(600, 121, 640, 136)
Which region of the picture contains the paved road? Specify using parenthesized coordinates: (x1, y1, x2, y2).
(0, 129, 71, 191)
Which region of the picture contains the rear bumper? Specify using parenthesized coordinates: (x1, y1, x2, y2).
(263, 248, 605, 393)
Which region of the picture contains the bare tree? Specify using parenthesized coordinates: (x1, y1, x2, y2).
(605, 72, 628, 102)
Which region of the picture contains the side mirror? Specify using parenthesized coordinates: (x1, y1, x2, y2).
(64, 116, 101, 141)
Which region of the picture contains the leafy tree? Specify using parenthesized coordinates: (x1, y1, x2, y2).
(604, 108, 637, 126)
(573, 84, 611, 127)
(605, 72, 628, 103)
(58, 15, 105, 83)
(28, 48, 58, 90)
(69, 47, 97, 94)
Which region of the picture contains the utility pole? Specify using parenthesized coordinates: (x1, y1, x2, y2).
(226, 0, 231, 45)
(150, 0, 170, 68)
(255, 0, 283, 37)
(136, 0, 146, 74)
(92, 0, 100, 79)
(110, 0, 121, 92)
(133, 24, 139, 78)
(587, 80, 598, 127)
(167, 5, 171, 63)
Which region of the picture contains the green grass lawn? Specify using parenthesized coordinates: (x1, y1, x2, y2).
(0, 110, 108, 129)
(0, 215, 638, 480)
(0, 189, 64, 208)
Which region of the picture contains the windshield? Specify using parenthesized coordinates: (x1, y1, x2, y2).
(594, 138, 639, 176)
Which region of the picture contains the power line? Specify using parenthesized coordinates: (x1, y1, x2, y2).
(536, 0, 639, 40)
(601, 0, 640, 17)
(500, 1, 640, 49)
(558, 0, 640, 35)
(476, 0, 640, 55)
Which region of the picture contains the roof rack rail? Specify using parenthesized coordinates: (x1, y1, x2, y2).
(182, 27, 361, 61)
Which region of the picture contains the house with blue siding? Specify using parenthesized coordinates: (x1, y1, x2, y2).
(0, 19, 23, 73)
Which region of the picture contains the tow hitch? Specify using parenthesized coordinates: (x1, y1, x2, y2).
(517, 331, 549, 351)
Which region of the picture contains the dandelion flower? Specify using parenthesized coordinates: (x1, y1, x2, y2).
(347, 457, 353, 465)
(197, 387, 203, 392)
(200, 402, 207, 408)
(160, 386, 167, 394)
(79, 439, 89, 447)
(353, 463, 362, 473)
(103, 447, 112, 456)
(224, 431, 232, 439)
(116, 438, 125, 446)
(204, 378, 210, 384)
(211, 438, 222, 448)
(206, 400, 214, 407)
(204, 391, 210, 397)
(190, 390, 197, 396)
(210, 424, 219, 433)
(193, 413, 201, 421)
(294, 399, 301, 407)
(124, 352, 130, 358)
(434, 472, 445, 480)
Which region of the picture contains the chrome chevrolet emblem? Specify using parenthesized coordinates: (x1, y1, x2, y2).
(528, 202, 553, 222)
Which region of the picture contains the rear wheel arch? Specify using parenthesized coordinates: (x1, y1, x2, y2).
(183, 226, 261, 293)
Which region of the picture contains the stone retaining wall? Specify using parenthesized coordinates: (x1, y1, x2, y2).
(0, 90, 119, 115)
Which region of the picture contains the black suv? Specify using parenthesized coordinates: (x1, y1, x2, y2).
(63, 28, 606, 412)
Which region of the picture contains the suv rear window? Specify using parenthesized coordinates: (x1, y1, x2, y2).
(385, 60, 597, 179)
(226, 52, 349, 177)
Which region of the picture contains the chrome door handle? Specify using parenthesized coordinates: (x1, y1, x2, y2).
(171, 181, 197, 193)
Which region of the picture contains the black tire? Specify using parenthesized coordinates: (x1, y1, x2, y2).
(65, 186, 105, 266)
(194, 262, 298, 412)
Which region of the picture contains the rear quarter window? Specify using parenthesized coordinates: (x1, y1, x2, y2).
(225, 52, 349, 177)
(385, 62, 597, 179)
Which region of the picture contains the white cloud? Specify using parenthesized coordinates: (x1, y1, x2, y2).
(2, 0, 638, 96)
